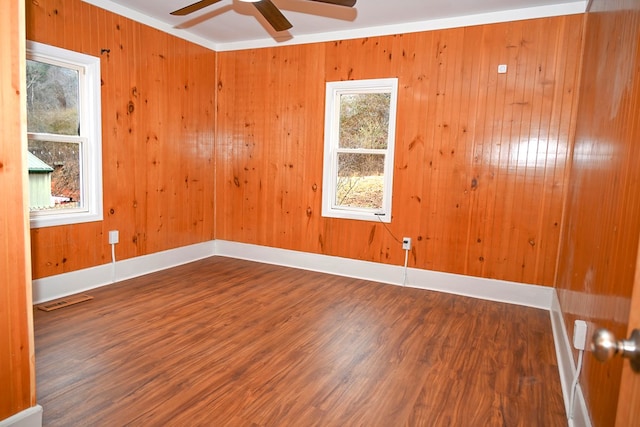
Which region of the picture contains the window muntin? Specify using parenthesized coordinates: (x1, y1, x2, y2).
(322, 78, 398, 222)
(26, 41, 103, 228)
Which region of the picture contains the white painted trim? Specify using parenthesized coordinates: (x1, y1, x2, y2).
(81, 0, 217, 51)
(32, 241, 216, 304)
(33, 239, 552, 309)
(215, 240, 553, 309)
(217, 2, 587, 52)
(550, 290, 592, 427)
(0, 405, 43, 427)
(82, 0, 586, 52)
(32, 262, 112, 304)
(115, 241, 216, 282)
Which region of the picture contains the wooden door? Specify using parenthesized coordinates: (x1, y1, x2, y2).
(615, 238, 640, 426)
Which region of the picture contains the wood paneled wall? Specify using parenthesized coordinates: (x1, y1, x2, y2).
(26, 3, 583, 289)
(26, 0, 216, 279)
(216, 16, 583, 286)
(0, 0, 36, 420)
(556, 2, 640, 425)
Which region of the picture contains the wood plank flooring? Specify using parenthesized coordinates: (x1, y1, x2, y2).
(34, 257, 566, 426)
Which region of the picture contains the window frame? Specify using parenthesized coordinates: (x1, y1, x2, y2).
(322, 78, 399, 223)
(26, 41, 103, 228)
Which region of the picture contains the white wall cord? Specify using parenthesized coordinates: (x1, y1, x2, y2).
(569, 349, 584, 420)
(375, 215, 409, 286)
(402, 249, 409, 286)
(111, 242, 116, 283)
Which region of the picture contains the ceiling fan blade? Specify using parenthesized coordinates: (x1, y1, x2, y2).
(170, 0, 223, 16)
(253, 0, 293, 32)
(308, 0, 356, 7)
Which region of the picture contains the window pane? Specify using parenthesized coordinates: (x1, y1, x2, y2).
(26, 60, 80, 136)
(339, 93, 391, 149)
(28, 139, 81, 211)
(336, 153, 384, 209)
(323, 78, 397, 222)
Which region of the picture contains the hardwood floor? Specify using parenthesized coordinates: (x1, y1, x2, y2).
(34, 257, 566, 426)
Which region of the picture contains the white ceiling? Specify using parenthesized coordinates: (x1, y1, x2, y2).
(83, 0, 586, 51)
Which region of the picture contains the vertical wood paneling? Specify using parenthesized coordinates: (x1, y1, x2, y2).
(216, 44, 327, 250)
(217, 15, 583, 287)
(0, 0, 36, 419)
(26, 0, 216, 279)
(556, 2, 640, 426)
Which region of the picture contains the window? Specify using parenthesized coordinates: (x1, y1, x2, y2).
(322, 78, 398, 223)
(26, 41, 103, 228)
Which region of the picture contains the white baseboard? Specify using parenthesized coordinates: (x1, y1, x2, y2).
(0, 405, 43, 427)
(33, 239, 553, 309)
(215, 240, 553, 309)
(32, 241, 216, 304)
(550, 290, 592, 427)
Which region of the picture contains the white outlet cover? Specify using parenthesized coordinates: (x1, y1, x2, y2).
(498, 64, 508, 74)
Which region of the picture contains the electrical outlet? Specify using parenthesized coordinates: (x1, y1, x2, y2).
(573, 320, 588, 351)
(108, 230, 119, 245)
(402, 237, 411, 250)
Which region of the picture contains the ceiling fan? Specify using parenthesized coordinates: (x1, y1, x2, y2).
(170, 0, 357, 32)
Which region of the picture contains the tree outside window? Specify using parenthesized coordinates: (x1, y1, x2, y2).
(26, 60, 81, 209)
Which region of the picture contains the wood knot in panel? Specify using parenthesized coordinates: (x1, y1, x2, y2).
(368, 226, 376, 245)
